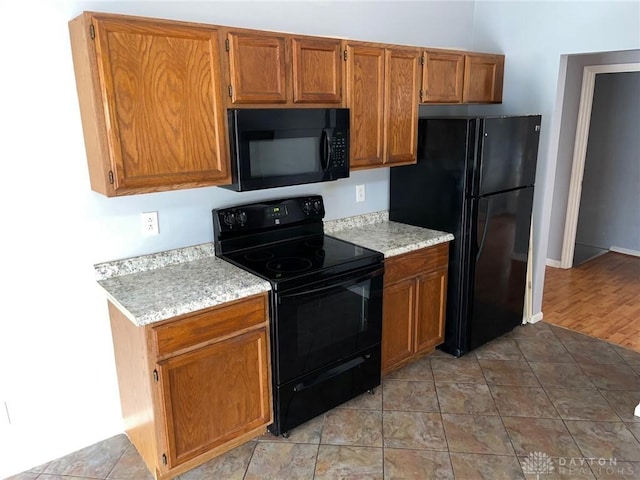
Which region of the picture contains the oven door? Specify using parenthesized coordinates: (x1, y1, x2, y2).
(272, 264, 383, 384)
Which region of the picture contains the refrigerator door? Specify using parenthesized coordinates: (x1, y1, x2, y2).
(473, 116, 541, 197)
(466, 186, 534, 351)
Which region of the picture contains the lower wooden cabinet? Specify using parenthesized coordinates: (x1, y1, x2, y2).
(382, 243, 449, 374)
(108, 293, 272, 479)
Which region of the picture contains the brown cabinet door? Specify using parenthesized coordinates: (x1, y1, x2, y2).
(414, 269, 448, 354)
(227, 32, 287, 104)
(345, 43, 385, 168)
(157, 329, 271, 468)
(89, 15, 229, 194)
(382, 279, 416, 373)
(292, 37, 342, 104)
(462, 53, 504, 103)
(422, 51, 464, 103)
(384, 47, 420, 166)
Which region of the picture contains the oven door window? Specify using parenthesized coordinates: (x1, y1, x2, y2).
(274, 269, 383, 384)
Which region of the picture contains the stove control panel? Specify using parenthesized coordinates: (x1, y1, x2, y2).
(302, 198, 323, 215)
(265, 205, 289, 219)
(220, 209, 247, 227)
(213, 195, 325, 234)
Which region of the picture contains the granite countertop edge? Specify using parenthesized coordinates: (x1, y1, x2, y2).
(95, 211, 453, 326)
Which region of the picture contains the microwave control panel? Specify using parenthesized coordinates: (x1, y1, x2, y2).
(330, 134, 347, 169)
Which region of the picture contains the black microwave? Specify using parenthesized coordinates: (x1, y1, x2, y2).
(221, 108, 350, 192)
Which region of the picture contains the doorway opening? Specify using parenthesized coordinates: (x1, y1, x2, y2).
(560, 63, 640, 268)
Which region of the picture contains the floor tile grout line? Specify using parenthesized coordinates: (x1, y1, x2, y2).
(496, 324, 557, 475)
(101, 443, 130, 480)
(240, 437, 258, 480)
(428, 357, 452, 460)
(311, 411, 327, 479)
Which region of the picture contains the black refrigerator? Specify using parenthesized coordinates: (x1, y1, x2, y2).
(389, 115, 541, 357)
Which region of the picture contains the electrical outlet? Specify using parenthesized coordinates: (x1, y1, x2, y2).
(141, 211, 159, 235)
(356, 184, 366, 203)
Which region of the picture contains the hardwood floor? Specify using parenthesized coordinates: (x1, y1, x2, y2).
(543, 251, 640, 351)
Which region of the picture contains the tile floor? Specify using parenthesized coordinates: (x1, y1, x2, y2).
(7, 321, 640, 480)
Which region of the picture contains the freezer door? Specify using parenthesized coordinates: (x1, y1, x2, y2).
(474, 116, 541, 196)
(390, 118, 471, 235)
(467, 187, 534, 351)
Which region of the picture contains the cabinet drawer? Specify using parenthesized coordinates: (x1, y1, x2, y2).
(384, 243, 449, 285)
(152, 294, 267, 356)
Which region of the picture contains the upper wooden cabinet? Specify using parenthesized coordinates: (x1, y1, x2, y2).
(68, 12, 230, 196)
(69, 11, 506, 195)
(384, 47, 421, 166)
(420, 50, 504, 104)
(462, 53, 505, 103)
(345, 44, 385, 168)
(345, 42, 420, 169)
(224, 30, 343, 106)
(226, 31, 288, 104)
(292, 37, 342, 104)
(421, 50, 465, 103)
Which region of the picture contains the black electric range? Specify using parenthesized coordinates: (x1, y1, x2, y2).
(213, 195, 384, 436)
(213, 195, 383, 290)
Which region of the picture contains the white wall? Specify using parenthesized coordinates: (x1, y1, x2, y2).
(0, 1, 475, 476)
(575, 72, 640, 252)
(470, 1, 640, 318)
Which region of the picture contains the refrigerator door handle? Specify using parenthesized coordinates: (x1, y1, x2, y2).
(476, 198, 492, 262)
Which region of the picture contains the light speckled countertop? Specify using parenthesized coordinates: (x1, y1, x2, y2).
(95, 212, 453, 326)
(325, 212, 453, 257)
(95, 244, 271, 326)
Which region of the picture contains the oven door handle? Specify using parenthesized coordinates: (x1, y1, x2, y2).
(293, 354, 371, 392)
(278, 267, 384, 301)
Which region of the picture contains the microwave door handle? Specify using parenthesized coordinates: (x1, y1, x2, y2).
(320, 129, 331, 171)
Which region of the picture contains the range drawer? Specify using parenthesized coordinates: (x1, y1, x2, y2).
(384, 243, 449, 285)
(152, 293, 267, 357)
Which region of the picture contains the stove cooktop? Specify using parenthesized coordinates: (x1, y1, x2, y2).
(221, 234, 382, 289)
(213, 196, 383, 291)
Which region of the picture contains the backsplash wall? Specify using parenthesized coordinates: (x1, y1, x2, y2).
(89, 168, 391, 263)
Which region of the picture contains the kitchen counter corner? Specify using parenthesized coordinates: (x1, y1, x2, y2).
(325, 212, 454, 257)
(95, 244, 271, 326)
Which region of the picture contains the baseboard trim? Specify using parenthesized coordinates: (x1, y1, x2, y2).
(523, 312, 543, 324)
(529, 312, 543, 324)
(546, 259, 562, 268)
(610, 246, 640, 258)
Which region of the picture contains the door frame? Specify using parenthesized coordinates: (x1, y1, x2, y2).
(560, 62, 640, 268)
